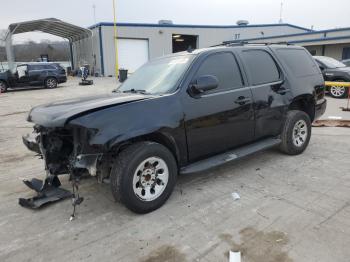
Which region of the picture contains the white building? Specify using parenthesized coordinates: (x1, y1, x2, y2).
(72, 21, 311, 76)
(240, 27, 350, 61)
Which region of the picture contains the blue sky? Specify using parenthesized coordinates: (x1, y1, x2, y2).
(2, 0, 350, 43)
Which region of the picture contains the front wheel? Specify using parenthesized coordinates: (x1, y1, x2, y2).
(110, 141, 177, 213)
(0, 81, 8, 93)
(280, 110, 311, 155)
(45, 77, 58, 89)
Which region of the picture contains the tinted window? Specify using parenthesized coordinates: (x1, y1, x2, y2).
(277, 49, 319, 77)
(241, 50, 280, 85)
(45, 64, 57, 70)
(195, 52, 243, 93)
(30, 65, 44, 70)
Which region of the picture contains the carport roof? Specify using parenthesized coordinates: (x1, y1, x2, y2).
(7, 18, 92, 42)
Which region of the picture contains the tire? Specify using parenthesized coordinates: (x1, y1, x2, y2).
(280, 110, 311, 155)
(329, 80, 348, 98)
(45, 77, 58, 89)
(0, 80, 8, 93)
(110, 141, 178, 213)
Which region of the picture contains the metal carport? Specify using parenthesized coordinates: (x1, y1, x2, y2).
(4, 18, 92, 71)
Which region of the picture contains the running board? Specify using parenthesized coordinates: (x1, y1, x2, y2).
(180, 137, 281, 174)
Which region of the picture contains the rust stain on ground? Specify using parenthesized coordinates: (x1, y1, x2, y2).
(219, 227, 292, 262)
(140, 245, 186, 262)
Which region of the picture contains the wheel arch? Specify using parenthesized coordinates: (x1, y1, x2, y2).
(44, 76, 58, 82)
(0, 79, 8, 92)
(0, 79, 9, 86)
(289, 94, 315, 121)
(110, 131, 181, 166)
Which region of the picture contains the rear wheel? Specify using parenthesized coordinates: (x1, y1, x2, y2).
(280, 110, 311, 155)
(45, 77, 58, 89)
(110, 141, 177, 213)
(0, 81, 8, 93)
(329, 80, 348, 98)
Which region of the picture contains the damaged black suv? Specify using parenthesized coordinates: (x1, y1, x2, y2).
(23, 43, 326, 213)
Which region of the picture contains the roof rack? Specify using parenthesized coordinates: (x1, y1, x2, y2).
(210, 40, 293, 47)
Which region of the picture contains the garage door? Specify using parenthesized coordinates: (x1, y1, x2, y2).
(117, 39, 149, 73)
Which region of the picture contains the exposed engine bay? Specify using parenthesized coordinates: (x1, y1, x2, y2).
(21, 124, 112, 218)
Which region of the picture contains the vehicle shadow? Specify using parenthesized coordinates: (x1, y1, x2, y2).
(6, 86, 46, 93)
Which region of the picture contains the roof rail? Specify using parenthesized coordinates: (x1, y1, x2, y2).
(210, 40, 293, 47)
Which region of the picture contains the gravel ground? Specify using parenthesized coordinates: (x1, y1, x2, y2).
(0, 77, 349, 262)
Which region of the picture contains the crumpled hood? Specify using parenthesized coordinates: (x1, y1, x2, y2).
(27, 93, 152, 127)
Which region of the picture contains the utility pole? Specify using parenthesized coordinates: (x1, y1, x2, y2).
(113, 0, 119, 79)
(279, 1, 284, 24)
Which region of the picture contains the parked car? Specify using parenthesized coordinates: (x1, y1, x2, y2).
(341, 58, 350, 67)
(0, 62, 67, 93)
(313, 56, 350, 98)
(23, 44, 326, 213)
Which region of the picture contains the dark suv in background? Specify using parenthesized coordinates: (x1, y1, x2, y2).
(23, 44, 326, 213)
(0, 62, 67, 93)
(313, 56, 350, 98)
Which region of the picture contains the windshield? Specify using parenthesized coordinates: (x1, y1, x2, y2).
(117, 54, 195, 95)
(315, 56, 346, 69)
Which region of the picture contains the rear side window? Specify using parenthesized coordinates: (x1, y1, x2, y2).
(44, 65, 57, 70)
(195, 52, 243, 93)
(241, 50, 280, 85)
(30, 65, 44, 70)
(276, 48, 319, 77)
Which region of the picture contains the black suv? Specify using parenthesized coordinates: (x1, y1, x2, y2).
(23, 44, 326, 213)
(313, 56, 350, 98)
(0, 62, 67, 93)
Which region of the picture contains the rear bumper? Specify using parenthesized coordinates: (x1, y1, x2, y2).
(58, 75, 67, 83)
(315, 98, 327, 120)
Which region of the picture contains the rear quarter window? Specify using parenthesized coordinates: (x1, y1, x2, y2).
(30, 65, 44, 70)
(44, 65, 57, 70)
(276, 48, 320, 77)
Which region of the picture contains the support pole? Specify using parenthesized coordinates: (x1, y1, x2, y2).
(5, 32, 15, 72)
(69, 41, 74, 71)
(113, 0, 119, 79)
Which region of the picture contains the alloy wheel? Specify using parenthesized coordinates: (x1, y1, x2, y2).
(46, 79, 57, 88)
(132, 156, 169, 201)
(292, 119, 308, 147)
(330, 85, 346, 97)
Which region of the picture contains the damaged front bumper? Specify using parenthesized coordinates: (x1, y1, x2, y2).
(20, 125, 107, 212)
(19, 176, 72, 209)
(22, 127, 104, 178)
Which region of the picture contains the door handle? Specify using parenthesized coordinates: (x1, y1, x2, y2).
(275, 87, 290, 94)
(234, 96, 251, 105)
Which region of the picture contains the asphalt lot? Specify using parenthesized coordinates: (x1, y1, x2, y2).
(0, 77, 350, 262)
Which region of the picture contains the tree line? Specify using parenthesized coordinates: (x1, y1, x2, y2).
(0, 30, 69, 62)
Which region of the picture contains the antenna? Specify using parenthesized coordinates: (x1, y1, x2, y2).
(279, 1, 283, 24)
(92, 4, 97, 24)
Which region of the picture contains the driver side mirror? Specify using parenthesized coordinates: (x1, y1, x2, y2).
(189, 75, 219, 95)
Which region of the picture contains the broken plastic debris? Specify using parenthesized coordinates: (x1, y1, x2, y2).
(229, 251, 241, 262)
(231, 192, 240, 201)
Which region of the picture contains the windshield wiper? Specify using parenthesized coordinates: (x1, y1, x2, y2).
(122, 89, 149, 94)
